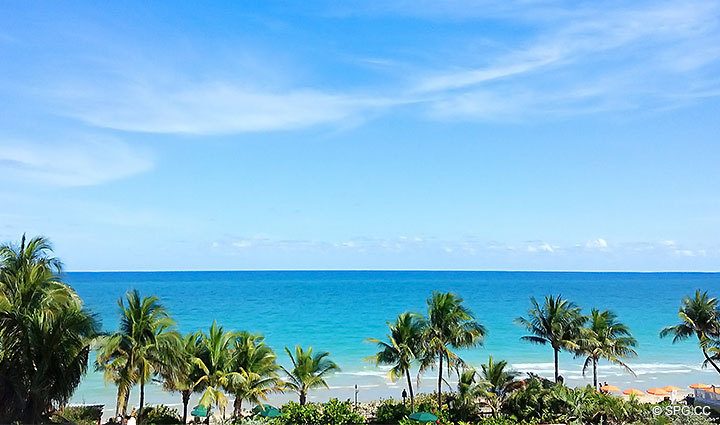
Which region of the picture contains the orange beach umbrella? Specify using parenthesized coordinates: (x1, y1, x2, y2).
(689, 383, 711, 389)
(647, 388, 670, 396)
(663, 386, 682, 392)
(623, 388, 644, 396)
(601, 385, 621, 392)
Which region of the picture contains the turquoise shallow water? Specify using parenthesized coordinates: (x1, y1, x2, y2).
(67, 271, 720, 412)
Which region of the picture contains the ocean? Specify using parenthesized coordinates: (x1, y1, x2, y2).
(67, 271, 720, 413)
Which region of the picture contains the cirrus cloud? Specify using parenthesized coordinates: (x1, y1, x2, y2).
(0, 135, 152, 186)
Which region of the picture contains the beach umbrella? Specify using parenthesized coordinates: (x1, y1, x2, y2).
(408, 412, 439, 423)
(253, 404, 281, 418)
(190, 405, 209, 418)
(600, 385, 621, 392)
(647, 388, 670, 396)
(690, 383, 711, 389)
(623, 388, 644, 396)
(663, 385, 682, 392)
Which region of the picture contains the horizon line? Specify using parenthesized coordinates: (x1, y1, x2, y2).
(64, 268, 720, 273)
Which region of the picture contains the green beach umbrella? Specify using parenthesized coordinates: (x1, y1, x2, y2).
(252, 404, 281, 418)
(190, 405, 209, 418)
(408, 412, 438, 423)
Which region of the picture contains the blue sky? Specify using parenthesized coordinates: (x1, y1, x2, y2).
(1, 1, 719, 271)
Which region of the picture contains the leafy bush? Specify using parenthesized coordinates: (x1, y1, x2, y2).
(138, 404, 182, 424)
(476, 415, 519, 425)
(279, 401, 323, 424)
(503, 377, 654, 425)
(372, 400, 410, 424)
(52, 405, 102, 425)
(321, 399, 366, 424)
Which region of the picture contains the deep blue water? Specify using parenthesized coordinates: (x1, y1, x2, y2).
(68, 271, 720, 408)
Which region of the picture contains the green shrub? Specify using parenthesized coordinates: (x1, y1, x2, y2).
(501, 377, 659, 425)
(138, 404, 182, 424)
(278, 402, 323, 425)
(476, 415, 519, 425)
(373, 400, 410, 424)
(52, 405, 102, 425)
(277, 399, 365, 425)
(321, 399, 365, 424)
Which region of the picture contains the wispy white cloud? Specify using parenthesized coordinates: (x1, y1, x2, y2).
(0, 135, 152, 186)
(413, 1, 720, 119)
(18, 0, 719, 137)
(52, 80, 394, 135)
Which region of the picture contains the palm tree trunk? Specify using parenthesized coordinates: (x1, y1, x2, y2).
(553, 347, 559, 383)
(182, 390, 190, 424)
(405, 369, 415, 412)
(702, 348, 720, 374)
(116, 388, 123, 416)
(139, 380, 145, 421)
(119, 386, 130, 416)
(437, 354, 443, 409)
(233, 397, 243, 417)
(593, 357, 598, 389)
(300, 391, 307, 405)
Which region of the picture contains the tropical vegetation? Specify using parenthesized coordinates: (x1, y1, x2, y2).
(578, 308, 637, 389)
(95, 289, 181, 419)
(421, 292, 486, 409)
(367, 312, 424, 410)
(4, 235, 720, 425)
(661, 290, 720, 375)
(281, 345, 340, 405)
(515, 295, 586, 382)
(0, 235, 100, 424)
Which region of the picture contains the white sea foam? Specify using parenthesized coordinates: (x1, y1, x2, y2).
(337, 370, 388, 377)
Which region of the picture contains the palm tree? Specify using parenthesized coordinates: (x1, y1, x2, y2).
(194, 321, 239, 418)
(420, 292, 486, 409)
(577, 309, 637, 389)
(0, 235, 100, 423)
(227, 332, 283, 417)
(455, 368, 482, 418)
(95, 334, 135, 417)
(367, 312, 425, 411)
(661, 290, 720, 374)
(96, 290, 180, 420)
(159, 332, 205, 424)
(281, 345, 339, 405)
(515, 295, 586, 383)
(478, 356, 521, 416)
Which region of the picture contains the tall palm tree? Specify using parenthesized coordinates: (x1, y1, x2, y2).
(96, 290, 179, 419)
(159, 332, 205, 424)
(281, 345, 339, 405)
(661, 290, 720, 374)
(95, 334, 135, 417)
(478, 356, 521, 416)
(367, 312, 425, 411)
(194, 321, 239, 418)
(577, 309, 637, 389)
(515, 295, 586, 383)
(0, 235, 100, 424)
(227, 332, 283, 417)
(420, 292, 486, 409)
